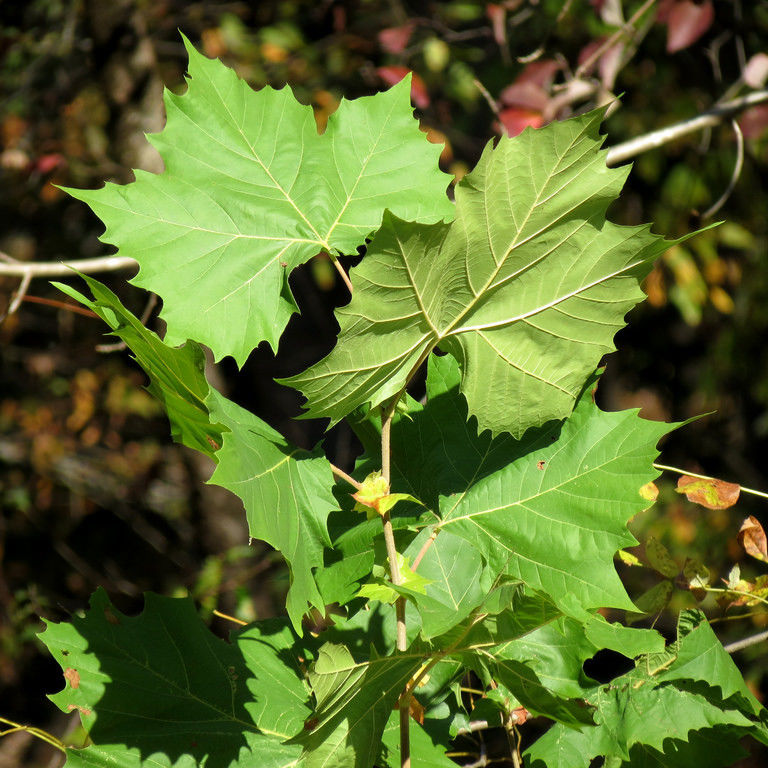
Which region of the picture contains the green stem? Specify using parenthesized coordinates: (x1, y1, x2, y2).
(0, 716, 66, 753)
(653, 463, 768, 501)
(379, 405, 409, 768)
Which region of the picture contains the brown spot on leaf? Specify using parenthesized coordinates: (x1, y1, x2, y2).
(676, 475, 740, 510)
(64, 668, 80, 689)
(206, 435, 221, 452)
(537, 460, 545, 470)
(104, 607, 121, 625)
(67, 704, 91, 716)
(304, 716, 319, 732)
(738, 516, 768, 563)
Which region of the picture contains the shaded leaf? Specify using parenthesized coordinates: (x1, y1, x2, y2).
(295, 643, 423, 768)
(676, 475, 740, 510)
(40, 590, 306, 768)
(526, 611, 765, 767)
(67, 37, 452, 365)
(286, 109, 682, 438)
(645, 536, 679, 578)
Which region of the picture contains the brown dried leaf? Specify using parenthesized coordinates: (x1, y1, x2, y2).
(738, 515, 768, 563)
(676, 475, 740, 510)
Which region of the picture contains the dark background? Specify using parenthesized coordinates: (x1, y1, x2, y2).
(2, 0, 768, 764)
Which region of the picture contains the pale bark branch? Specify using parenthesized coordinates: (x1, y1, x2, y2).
(0, 253, 137, 277)
(606, 89, 768, 166)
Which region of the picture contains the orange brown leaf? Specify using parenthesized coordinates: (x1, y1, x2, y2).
(738, 516, 768, 563)
(676, 475, 740, 510)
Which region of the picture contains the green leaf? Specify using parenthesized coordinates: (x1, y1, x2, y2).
(286, 110, 682, 437)
(525, 612, 766, 768)
(206, 389, 337, 630)
(296, 643, 423, 768)
(54, 276, 337, 632)
(402, 530, 487, 639)
(439, 377, 676, 616)
(39, 589, 306, 768)
(55, 275, 223, 459)
(65, 37, 452, 365)
(379, 712, 455, 768)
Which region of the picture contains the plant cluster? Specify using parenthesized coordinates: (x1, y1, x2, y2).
(12, 38, 768, 767)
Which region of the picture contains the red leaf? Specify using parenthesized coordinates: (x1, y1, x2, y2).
(499, 81, 549, 112)
(516, 59, 560, 87)
(665, 1, 714, 53)
(739, 104, 768, 139)
(496, 108, 544, 137)
(676, 474, 740, 510)
(378, 24, 414, 54)
(376, 66, 430, 108)
(738, 516, 768, 563)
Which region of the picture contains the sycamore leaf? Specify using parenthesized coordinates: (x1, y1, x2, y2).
(379, 712, 455, 768)
(676, 474, 740, 510)
(525, 611, 767, 767)
(645, 536, 679, 578)
(66, 36, 452, 365)
(402, 530, 487, 639)
(55, 276, 337, 633)
(438, 374, 676, 616)
(296, 643, 423, 768)
(39, 589, 307, 768)
(285, 109, 682, 437)
(55, 275, 223, 459)
(206, 389, 337, 631)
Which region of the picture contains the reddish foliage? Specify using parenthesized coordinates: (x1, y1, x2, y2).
(378, 24, 414, 54)
(376, 66, 430, 108)
(497, 108, 544, 136)
(738, 516, 768, 563)
(662, 0, 714, 54)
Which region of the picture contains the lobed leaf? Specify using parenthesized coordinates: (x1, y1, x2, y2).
(438, 368, 676, 616)
(58, 276, 337, 631)
(40, 590, 308, 768)
(65, 36, 453, 365)
(286, 109, 683, 437)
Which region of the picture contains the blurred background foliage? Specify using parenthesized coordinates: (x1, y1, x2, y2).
(3, 0, 768, 764)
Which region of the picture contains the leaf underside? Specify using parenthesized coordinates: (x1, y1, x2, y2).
(286, 110, 679, 438)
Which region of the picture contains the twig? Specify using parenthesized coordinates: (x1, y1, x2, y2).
(574, 0, 656, 80)
(653, 462, 768, 501)
(0, 717, 65, 753)
(330, 257, 354, 295)
(606, 89, 768, 166)
(474, 79, 501, 116)
(0, 253, 136, 277)
(700, 119, 744, 220)
(0, 271, 31, 323)
(723, 629, 768, 654)
(19, 295, 98, 318)
(330, 462, 363, 490)
(212, 609, 247, 626)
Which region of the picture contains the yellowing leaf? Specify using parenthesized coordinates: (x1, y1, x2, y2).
(639, 481, 659, 502)
(676, 475, 740, 510)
